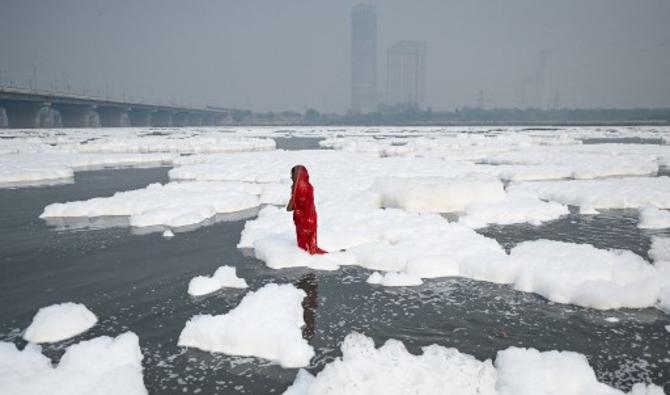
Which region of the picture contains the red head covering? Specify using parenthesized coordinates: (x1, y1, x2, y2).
(290, 165, 326, 255)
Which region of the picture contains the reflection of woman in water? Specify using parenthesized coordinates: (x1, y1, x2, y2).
(297, 273, 318, 340)
(286, 165, 327, 255)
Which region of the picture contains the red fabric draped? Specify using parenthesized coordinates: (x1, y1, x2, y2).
(290, 165, 326, 255)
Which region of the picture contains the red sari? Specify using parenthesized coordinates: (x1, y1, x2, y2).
(289, 165, 326, 255)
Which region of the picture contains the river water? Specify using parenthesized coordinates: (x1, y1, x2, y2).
(0, 138, 669, 393)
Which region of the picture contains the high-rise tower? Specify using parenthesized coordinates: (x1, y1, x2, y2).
(351, 4, 377, 113)
(386, 41, 426, 108)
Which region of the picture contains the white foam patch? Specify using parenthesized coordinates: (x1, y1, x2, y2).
(0, 332, 147, 395)
(510, 240, 660, 310)
(76, 136, 275, 154)
(366, 271, 423, 287)
(494, 346, 664, 395)
(371, 176, 506, 213)
(284, 332, 665, 395)
(511, 177, 670, 210)
(0, 163, 74, 185)
(459, 191, 569, 228)
(0, 152, 173, 186)
(243, 205, 667, 309)
(187, 266, 248, 296)
(481, 146, 659, 180)
(170, 150, 484, 205)
(638, 207, 670, 229)
(0, 128, 275, 187)
(40, 182, 260, 228)
(23, 303, 98, 343)
(178, 283, 314, 368)
(283, 332, 497, 395)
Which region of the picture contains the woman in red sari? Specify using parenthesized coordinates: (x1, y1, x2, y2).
(286, 165, 327, 255)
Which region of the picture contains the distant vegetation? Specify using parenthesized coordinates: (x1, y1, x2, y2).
(229, 105, 670, 126)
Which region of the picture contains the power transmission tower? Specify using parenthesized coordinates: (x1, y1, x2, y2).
(534, 50, 551, 109)
(477, 89, 485, 109)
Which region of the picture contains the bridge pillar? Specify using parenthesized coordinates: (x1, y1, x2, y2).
(98, 107, 131, 127)
(202, 114, 215, 126)
(129, 109, 153, 127)
(172, 112, 189, 127)
(152, 111, 173, 127)
(0, 108, 7, 128)
(187, 113, 203, 126)
(213, 113, 228, 125)
(55, 104, 101, 128)
(2, 102, 62, 128)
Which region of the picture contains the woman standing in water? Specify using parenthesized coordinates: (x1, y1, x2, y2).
(286, 165, 327, 254)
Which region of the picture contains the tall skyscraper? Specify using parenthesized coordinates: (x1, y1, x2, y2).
(386, 41, 426, 108)
(351, 4, 377, 113)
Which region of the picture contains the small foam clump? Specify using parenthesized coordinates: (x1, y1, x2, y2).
(187, 266, 248, 297)
(0, 332, 147, 395)
(179, 283, 314, 368)
(366, 271, 423, 287)
(284, 332, 665, 395)
(23, 302, 98, 343)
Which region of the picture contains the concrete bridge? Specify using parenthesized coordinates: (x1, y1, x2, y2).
(0, 86, 231, 128)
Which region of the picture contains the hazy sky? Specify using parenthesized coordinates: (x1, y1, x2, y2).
(1, 0, 669, 112)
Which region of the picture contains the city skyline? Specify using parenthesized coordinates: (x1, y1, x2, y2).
(1, 0, 669, 112)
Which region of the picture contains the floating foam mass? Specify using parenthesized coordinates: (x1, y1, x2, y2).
(283, 332, 497, 395)
(371, 176, 506, 213)
(40, 182, 261, 229)
(187, 266, 248, 297)
(283, 332, 665, 395)
(23, 302, 98, 343)
(178, 283, 314, 368)
(459, 191, 569, 228)
(510, 240, 660, 310)
(511, 177, 670, 210)
(0, 332, 147, 395)
(638, 207, 670, 229)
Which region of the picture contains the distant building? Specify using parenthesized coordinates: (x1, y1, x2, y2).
(386, 41, 426, 108)
(351, 4, 377, 113)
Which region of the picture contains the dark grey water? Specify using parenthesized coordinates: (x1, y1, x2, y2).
(1, 153, 670, 393)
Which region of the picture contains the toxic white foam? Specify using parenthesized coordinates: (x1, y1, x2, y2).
(638, 207, 670, 229)
(40, 181, 261, 229)
(0, 332, 147, 395)
(23, 302, 98, 344)
(178, 283, 314, 368)
(283, 332, 664, 395)
(187, 266, 248, 296)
